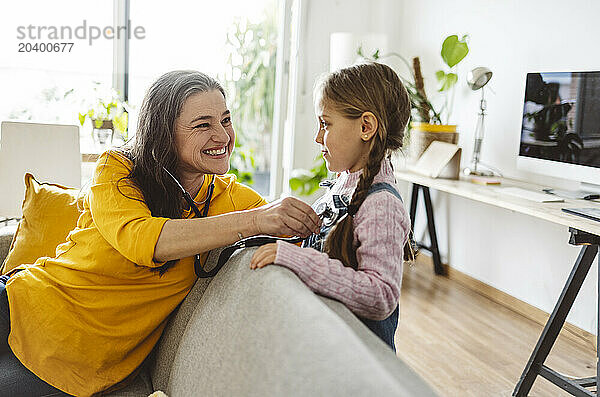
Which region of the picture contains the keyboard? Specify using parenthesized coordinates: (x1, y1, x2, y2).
(499, 187, 565, 203)
(562, 208, 600, 222)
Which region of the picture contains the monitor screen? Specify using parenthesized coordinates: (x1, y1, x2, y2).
(519, 71, 600, 169)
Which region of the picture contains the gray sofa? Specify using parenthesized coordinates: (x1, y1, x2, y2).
(0, 226, 436, 396)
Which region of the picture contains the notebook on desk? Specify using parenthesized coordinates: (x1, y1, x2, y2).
(409, 141, 461, 179)
(562, 208, 600, 222)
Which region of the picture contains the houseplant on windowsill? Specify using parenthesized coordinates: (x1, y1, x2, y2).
(359, 34, 470, 163)
(78, 89, 129, 151)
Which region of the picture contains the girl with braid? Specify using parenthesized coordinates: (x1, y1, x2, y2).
(250, 62, 413, 351)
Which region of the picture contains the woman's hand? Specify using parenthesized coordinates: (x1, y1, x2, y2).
(250, 243, 278, 269)
(249, 197, 321, 238)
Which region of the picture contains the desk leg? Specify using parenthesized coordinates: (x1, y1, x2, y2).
(409, 184, 445, 275)
(513, 244, 598, 397)
(422, 186, 444, 275)
(409, 184, 419, 225)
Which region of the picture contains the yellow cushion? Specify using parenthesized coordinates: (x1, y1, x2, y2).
(1, 173, 83, 275)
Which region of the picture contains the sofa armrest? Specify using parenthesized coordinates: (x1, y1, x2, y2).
(0, 225, 17, 265)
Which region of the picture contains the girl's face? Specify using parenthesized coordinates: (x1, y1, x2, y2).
(314, 101, 372, 173)
(173, 90, 235, 177)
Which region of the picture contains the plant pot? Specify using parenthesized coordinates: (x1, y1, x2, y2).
(92, 119, 115, 151)
(93, 120, 114, 130)
(408, 123, 458, 162)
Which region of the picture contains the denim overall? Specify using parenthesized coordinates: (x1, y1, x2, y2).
(303, 182, 402, 352)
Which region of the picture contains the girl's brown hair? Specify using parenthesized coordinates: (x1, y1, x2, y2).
(317, 62, 414, 269)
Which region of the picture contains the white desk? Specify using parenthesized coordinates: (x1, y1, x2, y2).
(394, 170, 600, 236)
(395, 169, 600, 397)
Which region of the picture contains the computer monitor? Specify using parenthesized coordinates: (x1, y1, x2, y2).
(517, 71, 600, 189)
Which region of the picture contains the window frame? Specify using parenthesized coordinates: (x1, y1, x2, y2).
(114, 0, 293, 200)
(112, 0, 129, 102)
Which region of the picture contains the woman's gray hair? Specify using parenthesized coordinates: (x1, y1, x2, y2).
(118, 70, 226, 275)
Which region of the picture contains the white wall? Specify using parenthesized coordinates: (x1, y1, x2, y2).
(291, 0, 600, 333)
(289, 0, 401, 172)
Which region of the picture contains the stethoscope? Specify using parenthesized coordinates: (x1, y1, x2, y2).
(160, 171, 341, 278)
(211, 181, 346, 275)
(162, 167, 216, 278)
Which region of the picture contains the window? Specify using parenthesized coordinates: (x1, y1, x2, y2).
(0, 0, 283, 196)
(0, 1, 113, 152)
(128, 0, 278, 197)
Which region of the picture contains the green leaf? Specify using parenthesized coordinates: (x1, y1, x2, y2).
(439, 73, 458, 92)
(289, 178, 303, 191)
(107, 103, 116, 114)
(435, 70, 446, 82)
(289, 156, 329, 196)
(94, 119, 104, 129)
(441, 34, 469, 68)
(240, 172, 253, 184)
(78, 113, 86, 126)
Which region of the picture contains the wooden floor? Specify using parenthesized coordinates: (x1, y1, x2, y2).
(395, 260, 597, 397)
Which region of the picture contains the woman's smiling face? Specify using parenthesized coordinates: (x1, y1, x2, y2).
(174, 90, 235, 177)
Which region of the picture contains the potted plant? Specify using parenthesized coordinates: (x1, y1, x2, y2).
(78, 88, 129, 149)
(359, 34, 470, 162)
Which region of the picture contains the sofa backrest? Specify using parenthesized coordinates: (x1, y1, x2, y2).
(153, 247, 437, 396)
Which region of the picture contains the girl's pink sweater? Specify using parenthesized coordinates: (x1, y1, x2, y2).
(274, 159, 410, 320)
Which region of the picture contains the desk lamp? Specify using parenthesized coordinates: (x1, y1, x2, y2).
(463, 67, 494, 176)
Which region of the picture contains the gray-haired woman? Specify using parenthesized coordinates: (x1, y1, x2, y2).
(0, 70, 321, 396)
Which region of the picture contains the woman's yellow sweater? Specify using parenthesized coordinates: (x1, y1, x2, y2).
(5, 151, 266, 396)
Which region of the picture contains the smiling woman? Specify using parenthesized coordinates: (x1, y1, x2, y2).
(174, 90, 235, 183)
(0, 70, 322, 396)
